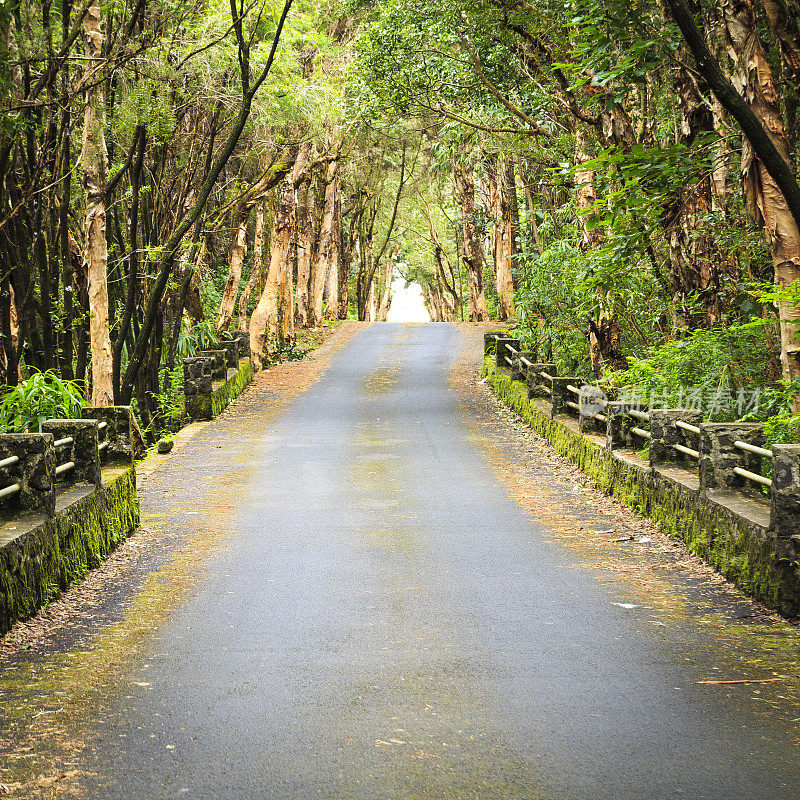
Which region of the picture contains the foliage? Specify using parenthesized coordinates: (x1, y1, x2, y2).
(177, 319, 219, 361)
(0, 371, 84, 433)
(263, 339, 311, 365)
(150, 365, 186, 439)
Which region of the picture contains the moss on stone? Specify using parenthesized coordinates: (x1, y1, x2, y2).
(186, 357, 253, 421)
(0, 466, 139, 635)
(483, 357, 788, 613)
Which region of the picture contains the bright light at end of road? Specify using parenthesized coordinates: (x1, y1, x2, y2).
(386, 277, 430, 322)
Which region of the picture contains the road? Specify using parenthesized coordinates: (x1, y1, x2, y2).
(58, 324, 800, 797)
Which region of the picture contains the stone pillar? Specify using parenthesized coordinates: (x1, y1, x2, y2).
(699, 422, 765, 496)
(232, 331, 250, 360)
(42, 419, 101, 489)
(197, 349, 227, 381)
(525, 363, 557, 400)
(184, 356, 214, 394)
(184, 356, 216, 421)
(510, 350, 536, 383)
(494, 337, 521, 370)
(606, 401, 636, 450)
(217, 339, 239, 368)
(550, 377, 581, 417)
(82, 406, 135, 465)
(771, 444, 800, 539)
(0, 433, 56, 516)
(650, 409, 703, 469)
(483, 331, 506, 356)
(578, 385, 607, 435)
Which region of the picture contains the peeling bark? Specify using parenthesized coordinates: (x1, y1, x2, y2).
(453, 157, 487, 321)
(723, 0, 800, 390)
(80, 0, 113, 406)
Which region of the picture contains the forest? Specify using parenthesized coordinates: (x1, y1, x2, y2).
(1, 0, 799, 444)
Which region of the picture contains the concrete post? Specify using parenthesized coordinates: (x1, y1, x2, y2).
(197, 349, 227, 381)
(699, 422, 766, 497)
(0, 433, 56, 516)
(578, 385, 607, 435)
(42, 419, 101, 489)
(229, 331, 248, 359)
(494, 337, 521, 370)
(771, 444, 800, 539)
(525, 363, 557, 400)
(650, 409, 703, 469)
(550, 377, 581, 417)
(483, 331, 506, 356)
(82, 406, 135, 465)
(183, 356, 215, 397)
(217, 339, 240, 368)
(606, 401, 636, 450)
(510, 350, 536, 383)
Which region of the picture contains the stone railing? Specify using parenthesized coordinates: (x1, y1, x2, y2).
(0, 406, 139, 634)
(484, 331, 800, 615)
(183, 332, 253, 421)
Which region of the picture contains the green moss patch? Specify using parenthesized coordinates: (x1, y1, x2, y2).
(186, 357, 254, 421)
(0, 467, 139, 635)
(483, 357, 792, 615)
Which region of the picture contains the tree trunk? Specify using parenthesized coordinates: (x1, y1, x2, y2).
(294, 144, 315, 328)
(723, 0, 800, 391)
(661, 43, 729, 330)
(216, 207, 248, 333)
(336, 186, 349, 319)
(250, 174, 295, 369)
(238, 202, 266, 332)
(377, 245, 399, 321)
(81, 0, 113, 405)
(762, 0, 800, 90)
(575, 127, 626, 376)
(324, 221, 340, 322)
(452, 157, 487, 321)
(310, 159, 339, 325)
(488, 155, 517, 321)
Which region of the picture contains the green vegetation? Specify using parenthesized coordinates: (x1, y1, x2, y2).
(483, 356, 788, 613)
(1, 0, 799, 435)
(0, 372, 83, 433)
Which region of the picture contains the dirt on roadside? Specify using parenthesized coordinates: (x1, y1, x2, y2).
(451, 323, 800, 739)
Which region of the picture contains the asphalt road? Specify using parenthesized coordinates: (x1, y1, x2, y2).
(80, 323, 800, 799)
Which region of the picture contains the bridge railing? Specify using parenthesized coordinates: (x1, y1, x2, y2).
(0, 407, 134, 519)
(182, 334, 253, 422)
(492, 349, 800, 542)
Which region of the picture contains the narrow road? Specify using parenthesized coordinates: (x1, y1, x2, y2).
(67, 325, 800, 797)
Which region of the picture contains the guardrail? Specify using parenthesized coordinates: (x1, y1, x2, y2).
(183, 333, 253, 421)
(0, 407, 134, 519)
(484, 332, 800, 541)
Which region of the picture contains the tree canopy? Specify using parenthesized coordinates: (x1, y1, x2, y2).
(2, 0, 799, 439)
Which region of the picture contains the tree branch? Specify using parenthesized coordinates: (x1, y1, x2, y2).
(664, 0, 800, 230)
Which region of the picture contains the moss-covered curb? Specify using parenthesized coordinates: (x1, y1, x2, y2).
(0, 467, 139, 634)
(483, 357, 798, 616)
(185, 357, 254, 421)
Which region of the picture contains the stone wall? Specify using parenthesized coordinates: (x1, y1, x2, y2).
(0, 408, 139, 635)
(483, 356, 800, 617)
(184, 356, 254, 421)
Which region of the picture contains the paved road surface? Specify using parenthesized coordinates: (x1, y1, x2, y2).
(79, 323, 799, 799)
